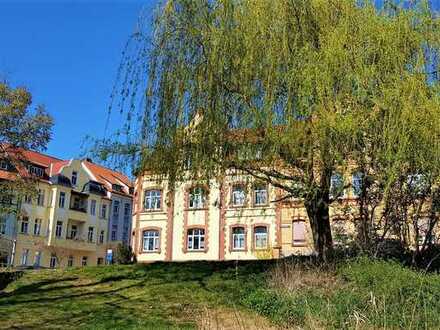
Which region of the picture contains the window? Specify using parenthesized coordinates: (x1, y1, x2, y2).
(87, 227, 94, 242)
(34, 251, 41, 267)
(0, 160, 8, 170)
(231, 185, 246, 206)
(101, 204, 107, 219)
(352, 172, 363, 197)
(37, 189, 45, 206)
(99, 230, 105, 244)
(67, 256, 74, 267)
(113, 201, 120, 218)
(71, 171, 78, 186)
(254, 226, 268, 249)
(28, 165, 44, 177)
(0, 217, 6, 235)
(81, 256, 88, 266)
(232, 227, 245, 250)
(70, 225, 78, 239)
(189, 187, 205, 209)
(90, 200, 96, 216)
(20, 217, 29, 234)
(144, 190, 161, 210)
(293, 221, 306, 246)
(330, 173, 344, 198)
(55, 221, 63, 238)
(111, 230, 117, 241)
(124, 203, 131, 216)
(58, 192, 66, 208)
(408, 174, 428, 196)
(20, 249, 29, 265)
(24, 194, 32, 204)
(254, 184, 268, 205)
(143, 230, 160, 252)
(97, 257, 104, 265)
(50, 254, 57, 268)
(33, 219, 42, 236)
(187, 228, 205, 251)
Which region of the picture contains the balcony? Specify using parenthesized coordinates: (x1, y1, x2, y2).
(67, 209, 88, 222)
(51, 237, 97, 252)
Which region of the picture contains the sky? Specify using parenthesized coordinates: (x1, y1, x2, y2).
(0, 0, 160, 160)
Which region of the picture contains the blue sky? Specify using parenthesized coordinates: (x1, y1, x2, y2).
(0, 0, 159, 160)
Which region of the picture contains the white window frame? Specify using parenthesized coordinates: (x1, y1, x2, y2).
(34, 251, 41, 267)
(90, 199, 96, 216)
(144, 190, 161, 210)
(71, 171, 78, 186)
(142, 230, 160, 252)
(254, 226, 268, 249)
(70, 225, 78, 239)
(33, 219, 42, 236)
(187, 228, 205, 251)
(21, 217, 29, 234)
(99, 230, 105, 244)
(330, 173, 345, 199)
(20, 249, 29, 266)
(50, 255, 57, 268)
(232, 185, 246, 206)
(189, 187, 205, 209)
(55, 221, 63, 238)
(352, 172, 363, 198)
(232, 227, 245, 250)
(58, 192, 66, 208)
(67, 256, 74, 267)
(254, 185, 268, 205)
(87, 227, 94, 242)
(101, 204, 107, 219)
(37, 189, 45, 206)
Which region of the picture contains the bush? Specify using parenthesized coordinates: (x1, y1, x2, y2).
(114, 243, 134, 265)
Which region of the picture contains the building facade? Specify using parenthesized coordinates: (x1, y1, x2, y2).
(0, 149, 133, 268)
(132, 171, 360, 262)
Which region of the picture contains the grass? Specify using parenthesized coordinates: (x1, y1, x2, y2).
(1, 258, 440, 329)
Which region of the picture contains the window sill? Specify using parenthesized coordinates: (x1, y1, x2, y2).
(185, 207, 208, 211)
(141, 209, 165, 213)
(185, 249, 208, 253)
(140, 250, 161, 254)
(230, 248, 247, 252)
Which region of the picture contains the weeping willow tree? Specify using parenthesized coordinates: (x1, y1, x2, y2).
(105, 0, 440, 259)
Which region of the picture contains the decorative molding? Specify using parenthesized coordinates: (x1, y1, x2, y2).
(138, 226, 162, 254)
(228, 224, 248, 252)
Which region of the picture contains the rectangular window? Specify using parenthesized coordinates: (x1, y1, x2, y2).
(24, 194, 32, 204)
(189, 187, 205, 209)
(81, 256, 88, 266)
(20, 217, 29, 234)
(254, 185, 268, 205)
(113, 200, 120, 218)
(50, 254, 57, 268)
(0, 160, 8, 170)
(143, 230, 160, 251)
(124, 203, 130, 216)
(37, 189, 45, 206)
(97, 257, 104, 265)
(34, 251, 41, 267)
(67, 256, 74, 267)
(187, 228, 205, 251)
(0, 217, 6, 235)
(144, 190, 161, 210)
(293, 221, 306, 246)
(55, 221, 63, 238)
(352, 172, 363, 197)
(99, 230, 105, 244)
(330, 173, 345, 198)
(232, 227, 245, 250)
(33, 219, 42, 236)
(71, 171, 78, 186)
(58, 192, 66, 208)
(232, 185, 246, 206)
(20, 249, 29, 265)
(90, 200, 96, 216)
(111, 230, 117, 241)
(70, 225, 78, 239)
(87, 227, 94, 242)
(254, 226, 268, 249)
(101, 204, 107, 219)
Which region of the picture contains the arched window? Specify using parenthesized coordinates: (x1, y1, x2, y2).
(143, 230, 160, 252)
(254, 226, 268, 249)
(189, 187, 206, 209)
(232, 227, 245, 250)
(232, 185, 246, 206)
(187, 228, 205, 250)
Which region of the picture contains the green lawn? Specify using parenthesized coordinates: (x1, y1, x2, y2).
(0, 261, 274, 329)
(2, 258, 440, 329)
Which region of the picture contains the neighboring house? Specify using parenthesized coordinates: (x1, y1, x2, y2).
(132, 171, 361, 262)
(0, 149, 133, 268)
(0, 213, 17, 266)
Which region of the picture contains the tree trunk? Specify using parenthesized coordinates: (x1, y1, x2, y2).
(304, 190, 333, 261)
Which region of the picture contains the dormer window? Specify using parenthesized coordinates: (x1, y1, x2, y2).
(0, 160, 8, 170)
(71, 171, 78, 186)
(27, 165, 44, 177)
(112, 184, 123, 192)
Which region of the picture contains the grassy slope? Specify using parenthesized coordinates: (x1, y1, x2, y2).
(0, 261, 272, 329)
(2, 258, 440, 329)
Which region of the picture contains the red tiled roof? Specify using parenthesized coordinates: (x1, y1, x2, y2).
(83, 161, 133, 195)
(50, 160, 70, 175)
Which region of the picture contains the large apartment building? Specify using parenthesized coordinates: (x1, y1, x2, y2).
(0, 149, 133, 268)
(131, 171, 360, 262)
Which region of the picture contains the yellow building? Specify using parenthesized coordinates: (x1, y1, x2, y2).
(0, 149, 133, 268)
(132, 170, 362, 262)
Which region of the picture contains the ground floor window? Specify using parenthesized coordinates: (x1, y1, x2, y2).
(34, 251, 41, 267)
(187, 228, 205, 251)
(143, 230, 160, 252)
(50, 254, 57, 268)
(292, 221, 306, 246)
(20, 249, 29, 265)
(254, 226, 268, 249)
(232, 227, 245, 250)
(67, 256, 74, 267)
(97, 257, 104, 265)
(81, 256, 88, 266)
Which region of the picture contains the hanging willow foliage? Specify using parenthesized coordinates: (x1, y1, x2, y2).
(104, 0, 440, 259)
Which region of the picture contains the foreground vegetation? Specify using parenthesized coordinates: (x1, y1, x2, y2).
(1, 258, 440, 329)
